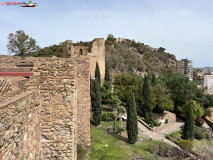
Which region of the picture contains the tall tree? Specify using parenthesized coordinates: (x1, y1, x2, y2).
(95, 62, 101, 85)
(142, 75, 151, 119)
(151, 73, 156, 86)
(165, 72, 197, 113)
(92, 79, 102, 126)
(90, 76, 95, 112)
(104, 65, 111, 83)
(7, 30, 40, 56)
(126, 92, 138, 144)
(182, 102, 194, 141)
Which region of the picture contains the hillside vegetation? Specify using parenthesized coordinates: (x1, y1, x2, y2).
(29, 35, 177, 74)
(105, 35, 177, 74)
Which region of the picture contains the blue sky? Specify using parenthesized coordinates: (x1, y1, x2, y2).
(0, 0, 213, 67)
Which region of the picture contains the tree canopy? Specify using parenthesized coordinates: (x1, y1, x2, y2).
(7, 30, 40, 56)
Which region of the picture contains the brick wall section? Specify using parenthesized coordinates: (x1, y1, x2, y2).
(76, 55, 91, 148)
(34, 57, 78, 160)
(0, 91, 40, 160)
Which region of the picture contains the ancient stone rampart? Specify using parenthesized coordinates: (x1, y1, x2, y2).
(63, 38, 105, 84)
(0, 91, 40, 160)
(0, 38, 105, 159)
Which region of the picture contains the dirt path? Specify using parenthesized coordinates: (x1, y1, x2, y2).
(138, 122, 181, 149)
(157, 122, 184, 135)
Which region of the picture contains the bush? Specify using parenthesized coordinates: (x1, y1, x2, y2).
(114, 125, 124, 134)
(145, 117, 160, 127)
(195, 117, 205, 127)
(105, 125, 124, 134)
(101, 113, 115, 122)
(177, 139, 193, 152)
(77, 144, 88, 160)
(100, 155, 114, 160)
(194, 126, 211, 140)
(194, 129, 205, 140)
(205, 132, 211, 140)
(166, 135, 179, 144)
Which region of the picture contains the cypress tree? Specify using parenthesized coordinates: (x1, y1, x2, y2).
(151, 73, 156, 86)
(93, 78, 102, 126)
(182, 103, 194, 141)
(95, 62, 101, 86)
(142, 75, 151, 119)
(104, 65, 111, 83)
(126, 92, 138, 144)
(90, 76, 95, 112)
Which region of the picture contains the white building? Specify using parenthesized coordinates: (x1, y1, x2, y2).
(204, 75, 213, 91)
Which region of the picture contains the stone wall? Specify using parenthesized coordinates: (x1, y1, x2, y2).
(63, 38, 105, 84)
(30, 56, 90, 160)
(31, 57, 78, 160)
(0, 91, 40, 160)
(153, 111, 176, 124)
(0, 39, 95, 159)
(76, 55, 91, 148)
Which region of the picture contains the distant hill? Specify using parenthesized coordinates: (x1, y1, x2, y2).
(204, 67, 213, 71)
(105, 35, 177, 74)
(30, 35, 177, 74)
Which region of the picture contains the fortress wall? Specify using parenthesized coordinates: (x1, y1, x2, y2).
(76, 55, 91, 148)
(0, 37, 104, 159)
(34, 58, 78, 160)
(63, 38, 105, 84)
(0, 91, 40, 160)
(73, 46, 91, 55)
(90, 38, 105, 83)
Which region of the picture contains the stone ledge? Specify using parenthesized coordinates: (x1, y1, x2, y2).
(0, 91, 35, 109)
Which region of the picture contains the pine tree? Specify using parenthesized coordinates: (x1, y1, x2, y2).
(142, 75, 151, 119)
(93, 78, 102, 126)
(126, 92, 138, 144)
(152, 73, 156, 86)
(182, 103, 194, 141)
(104, 65, 111, 83)
(95, 62, 101, 86)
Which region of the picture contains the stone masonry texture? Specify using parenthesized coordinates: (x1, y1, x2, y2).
(0, 38, 105, 160)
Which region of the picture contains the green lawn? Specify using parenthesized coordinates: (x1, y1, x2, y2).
(82, 105, 192, 160)
(89, 121, 180, 160)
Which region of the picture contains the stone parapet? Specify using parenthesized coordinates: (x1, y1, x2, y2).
(0, 91, 40, 160)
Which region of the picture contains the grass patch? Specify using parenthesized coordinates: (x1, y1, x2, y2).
(90, 121, 155, 160)
(90, 121, 191, 160)
(77, 144, 89, 160)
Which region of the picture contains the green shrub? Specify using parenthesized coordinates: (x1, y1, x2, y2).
(177, 139, 193, 152)
(77, 144, 88, 160)
(101, 113, 115, 122)
(165, 135, 179, 144)
(114, 125, 124, 134)
(194, 126, 211, 140)
(205, 132, 211, 140)
(145, 117, 159, 127)
(194, 129, 205, 140)
(100, 155, 114, 160)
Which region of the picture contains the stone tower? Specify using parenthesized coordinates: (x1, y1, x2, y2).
(63, 38, 105, 83)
